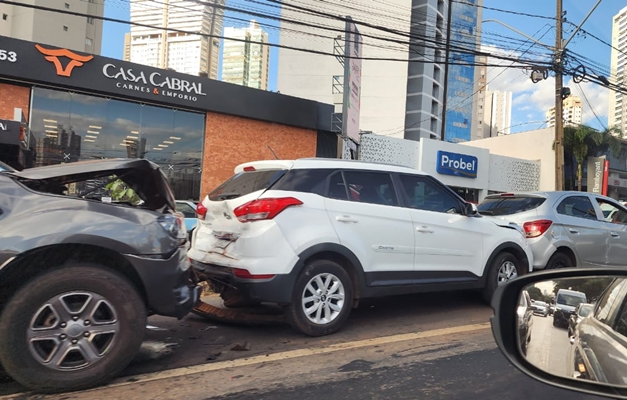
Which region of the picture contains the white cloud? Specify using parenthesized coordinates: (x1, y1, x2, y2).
(480, 45, 610, 132)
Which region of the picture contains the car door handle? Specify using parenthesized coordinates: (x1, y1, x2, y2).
(569, 228, 580, 234)
(416, 226, 434, 233)
(611, 232, 620, 238)
(336, 215, 358, 223)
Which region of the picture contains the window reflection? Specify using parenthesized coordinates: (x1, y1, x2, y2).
(29, 87, 205, 200)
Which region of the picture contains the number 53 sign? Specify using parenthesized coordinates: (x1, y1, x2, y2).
(0, 49, 17, 63)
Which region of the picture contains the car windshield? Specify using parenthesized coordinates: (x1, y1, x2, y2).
(535, 301, 547, 307)
(556, 293, 586, 307)
(477, 196, 546, 216)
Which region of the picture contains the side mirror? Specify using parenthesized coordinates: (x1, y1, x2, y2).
(464, 202, 478, 216)
(491, 269, 627, 399)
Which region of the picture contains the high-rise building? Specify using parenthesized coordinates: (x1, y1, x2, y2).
(483, 89, 512, 137)
(443, 0, 483, 143)
(123, 32, 131, 61)
(0, 0, 104, 54)
(222, 20, 270, 90)
(473, 55, 488, 140)
(610, 6, 627, 133)
(127, 0, 225, 78)
(277, 0, 483, 141)
(546, 96, 583, 128)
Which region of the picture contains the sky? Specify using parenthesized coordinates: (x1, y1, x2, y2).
(100, 0, 626, 135)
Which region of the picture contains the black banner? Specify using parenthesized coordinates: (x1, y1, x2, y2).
(0, 35, 330, 131)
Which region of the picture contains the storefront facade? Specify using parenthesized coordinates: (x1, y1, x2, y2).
(0, 36, 335, 200)
(356, 134, 543, 202)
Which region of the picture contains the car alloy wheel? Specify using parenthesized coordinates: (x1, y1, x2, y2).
(27, 291, 119, 371)
(301, 272, 346, 325)
(498, 261, 518, 285)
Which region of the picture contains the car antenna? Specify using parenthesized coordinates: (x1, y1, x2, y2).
(268, 145, 280, 160)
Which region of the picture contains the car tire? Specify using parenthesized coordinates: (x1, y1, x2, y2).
(482, 251, 521, 303)
(0, 264, 147, 393)
(553, 317, 559, 327)
(285, 259, 354, 337)
(546, 252, 573, 269)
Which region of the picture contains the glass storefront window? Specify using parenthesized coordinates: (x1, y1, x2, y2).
(29, 87, 205, 200)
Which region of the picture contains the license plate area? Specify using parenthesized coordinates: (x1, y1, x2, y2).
(212, 231, 241, 249)
(214, 239, 232, 249)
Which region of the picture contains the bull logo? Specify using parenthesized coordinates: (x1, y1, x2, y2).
(35, 44, 94, 77)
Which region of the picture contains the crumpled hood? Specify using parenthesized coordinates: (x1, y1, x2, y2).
(8, 158, 176, 211)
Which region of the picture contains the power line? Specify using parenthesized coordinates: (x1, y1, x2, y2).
(0, 0, 549, 67)
(450, 0, 555, 21)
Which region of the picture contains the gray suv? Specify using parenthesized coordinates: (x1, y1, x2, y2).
(0, 159, 200, 393)
(478, 191, 627, 270)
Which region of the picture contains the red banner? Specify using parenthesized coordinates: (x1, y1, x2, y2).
(602, 159, 609, 196)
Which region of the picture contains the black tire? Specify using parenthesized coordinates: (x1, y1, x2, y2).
(285, 259, 354, 337)
(0, 264, 147, 393)
(553, 317, 559, 327)
(482, 252, 521, 304)
(546, 252, 573, 269)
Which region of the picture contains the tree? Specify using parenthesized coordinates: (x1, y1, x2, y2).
(552, 277, 614, 302)
(555, 124, 623, 191)
(105, 177, 141, 204)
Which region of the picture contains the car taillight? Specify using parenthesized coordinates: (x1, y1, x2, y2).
(233, 197, 303, 223)
(523, 219, 553, 238)
(233, 268, 275, 280)
(196, 202, 207, 220)
(243, 166, 256, 172)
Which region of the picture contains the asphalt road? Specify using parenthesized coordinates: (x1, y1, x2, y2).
(0, 291, 606, 400)
(526, 314, 572, 378)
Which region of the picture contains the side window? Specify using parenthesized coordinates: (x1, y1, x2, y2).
(556, 196, 597, 220)
(398, 174, 461, 214)
(271, 169, 335, 196)
(327, 171, 348, 200)
(342, 171, 398, 206)
(597, 199, 627, 225)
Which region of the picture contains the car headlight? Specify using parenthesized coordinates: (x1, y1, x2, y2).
(158, 212, 187, 244)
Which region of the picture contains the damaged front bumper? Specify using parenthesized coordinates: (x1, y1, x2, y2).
(125, 247, 201, 319)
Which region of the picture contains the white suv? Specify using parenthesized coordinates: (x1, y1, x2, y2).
(189, 158, 533, 336)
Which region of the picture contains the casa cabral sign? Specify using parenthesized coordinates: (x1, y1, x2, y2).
(102, 63, 207, 102)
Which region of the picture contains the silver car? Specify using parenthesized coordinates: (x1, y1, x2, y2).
(477, 191, 627, 270)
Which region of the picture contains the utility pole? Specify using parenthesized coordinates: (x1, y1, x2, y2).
(554, 0, 564, 191)
(440, 0, 454, 140)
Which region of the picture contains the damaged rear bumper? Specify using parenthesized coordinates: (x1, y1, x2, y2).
(190, 259, 295, 304)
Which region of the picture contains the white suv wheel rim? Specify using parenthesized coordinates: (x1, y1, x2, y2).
(497, 261, 518, 285)
(301, 273, 345, 325)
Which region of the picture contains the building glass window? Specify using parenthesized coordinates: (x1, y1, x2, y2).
(29, 87, 205, 200)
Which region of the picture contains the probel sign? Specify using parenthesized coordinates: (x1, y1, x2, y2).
(436, 150, 478, 179)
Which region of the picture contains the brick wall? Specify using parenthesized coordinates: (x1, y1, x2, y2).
(0, 83, 30, 121)
(201, 111, 318, 195)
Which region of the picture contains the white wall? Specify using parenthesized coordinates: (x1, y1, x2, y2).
(488, 154, 541, 193)
(358, 134, 542, 200)
(460, 127, 555, 191)
(277, 0, 412, 138)
(358, 134, 420, 169)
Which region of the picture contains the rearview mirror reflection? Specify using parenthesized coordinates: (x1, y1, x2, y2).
(518, 276, 624, 385)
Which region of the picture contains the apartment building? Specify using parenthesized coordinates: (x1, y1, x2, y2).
(222, 20, 270, 90)
(0, 0, 104, 54)
(127, 0, 225, 78)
